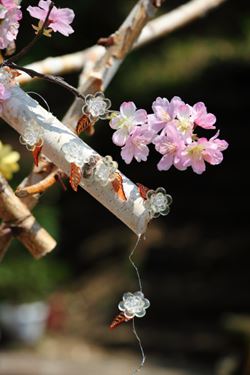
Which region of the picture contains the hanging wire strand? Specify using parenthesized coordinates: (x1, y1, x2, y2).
(132, 318, 146, 375)
(129, 234, 143, 292)
(26, 91, 51, 113)
(128, 234, 147, 374)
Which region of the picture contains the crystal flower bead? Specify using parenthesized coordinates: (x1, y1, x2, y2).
(145, 187, 173, 218)
(82, 154, 100, 179)
(82, 92, 111, 121)
(61, 139, 86, 167)
(118, 291, 150, 319)
(93, 155, 118, 186)
(19, 120, 44, 151)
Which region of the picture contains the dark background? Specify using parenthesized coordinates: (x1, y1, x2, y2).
(0, 0, 249, 373)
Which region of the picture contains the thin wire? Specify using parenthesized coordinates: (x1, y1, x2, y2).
(129, 234, 143, 292)
(26, 91, 51, 113)
(129, 234, 147, 374)
(132, 318, 146, 375)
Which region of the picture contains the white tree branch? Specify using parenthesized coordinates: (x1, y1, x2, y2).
(135, 0, 227, 47)
(64, 0, 162, 129)
(17, 46, 105, 85)
(1, 87, 150, 235)
(17, 0, 227, 85)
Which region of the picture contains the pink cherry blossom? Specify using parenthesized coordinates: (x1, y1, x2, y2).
(192, 102, 216, 129)
(181, 131, 228, 174)
(175, 104, 194, 143)
(27, 0, 75, 36)
(154, 125, 187, 171)
(0, 83, 11, 112)
(110, 96, 228, 174)
(1, 0, 17, 10)
(148, 96, 183, 133)
(110, 101, 147, 147)
(121, 126, 154, 164)
(0, 0, 22, 50)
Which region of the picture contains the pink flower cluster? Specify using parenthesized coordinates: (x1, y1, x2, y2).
(0, 0, 22, 50)
(0, 0, 75, 50)
(27, 0, 75, 37)
(109, 97, 228, 174)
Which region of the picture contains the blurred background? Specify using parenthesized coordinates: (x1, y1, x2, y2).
(0, 0, 250, 374)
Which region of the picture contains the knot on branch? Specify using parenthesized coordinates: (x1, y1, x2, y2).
(152, 0, 165, 8)
(2, 214, 33, 236)
(97, 35, 115, 47)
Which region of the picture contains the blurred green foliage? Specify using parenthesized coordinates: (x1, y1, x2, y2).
(0, 255, 70, 303)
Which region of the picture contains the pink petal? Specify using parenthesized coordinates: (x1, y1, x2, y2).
(112, 129, 128, 147)
(51, 8, 75, 24)
(109, 116, 121, 130)
(38, 0, 50, 11)
(148, 114, 165, 133)
(174, 155, 187, 171)
(214, 139, 229, 151)
(157, 154, 174, 171)
(195, 114, 216, 129)
(1, 0, 16, 10)
(154, 105, 170, 122)
(50, 22, 74, 36)
(134, 144, 149, 162)
(120, 102, 136, 118)
(134, 109, 147, 124)
(193, 102, 206, 116)
(27, 5, 47, 20)
(191, 158, 206, 174)
(177, 104, 192, 119)
(121, 142, 134, 164)
(204, 150, 223, 165)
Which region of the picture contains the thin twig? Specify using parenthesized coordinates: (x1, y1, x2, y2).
(6, 1, 54, 64)
(6, 62, 86, 100)
(15, 167, 60, 198)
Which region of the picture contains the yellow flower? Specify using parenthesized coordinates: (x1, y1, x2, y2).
(0, 141, 20, 180)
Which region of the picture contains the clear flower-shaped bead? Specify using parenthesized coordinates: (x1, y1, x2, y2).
(82, 154, 100, 179)
(19, 120, 44, 151)
(61, 139, 86, 167)
(82, 92, 111, 121)
(94, 155, 118, 186)
(146, 187, 173, 218)
(118, 291, 150, 319)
